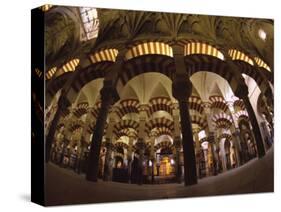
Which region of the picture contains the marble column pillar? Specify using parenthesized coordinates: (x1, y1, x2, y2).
(193, 129, 201, 178)
(227, 101, 241, 167)
(172, 104, 182, 183)
(174, 136, 182, 183)
(235, 84, 265, 158)
(231, 129, 242, 167)
(103, 138, 114, 181)
(208, 132, 218, 175)
(103, 116, 116, 181)
(172, 76, 197, 186)
(127, 135, 134, 183)
(149, 134, 156, 184)
(136, 139, 145, 185)
(136, 107, 147, 185)
(86, 84, 119, 182)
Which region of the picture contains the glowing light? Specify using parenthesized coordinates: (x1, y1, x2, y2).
(79, 7, 99, 41)
(258, 29, 267, 41)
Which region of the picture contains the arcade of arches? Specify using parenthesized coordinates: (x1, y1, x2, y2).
(42, 6, 274, 188)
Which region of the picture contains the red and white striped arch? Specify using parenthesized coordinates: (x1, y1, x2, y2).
(115, 99, 140, 118)
(148, 97, 173, 116)
(212, 113, 233, 129)
(209, 95, 229, 112)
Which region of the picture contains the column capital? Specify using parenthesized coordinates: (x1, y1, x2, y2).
(171, 45, 185, 56)
(202, 102, 211, 110)
(173, 136, 182, 149)
(100, 82, 120, 105)
(136, 138, 146, 150)
(139, 104, 149, 109)
(172, 75, 192, 101)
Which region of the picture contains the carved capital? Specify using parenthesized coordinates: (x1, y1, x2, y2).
(172, 75, 192, 101)
(173, 136, 182, 149)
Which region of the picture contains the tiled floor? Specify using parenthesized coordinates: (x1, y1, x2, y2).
(45, 147, 273, 206)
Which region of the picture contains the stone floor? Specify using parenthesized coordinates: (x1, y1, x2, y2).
(45, 147, 274, 206)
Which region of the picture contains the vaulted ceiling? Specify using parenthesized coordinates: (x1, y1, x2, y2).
(44, 6, 273, 72)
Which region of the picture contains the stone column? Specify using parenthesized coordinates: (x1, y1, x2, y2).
(103, 138, 114, 181)
(46, 94, 70, 162)
(136, 139, 145, 185)
(193, 129, 201, 178)
(173, 136, 182, 183)
(102, 116, 116, 181)
(172, 75, 197, 186)
(136, 106, 148, 185)
(227, 101, 241, 167)
(76, 110, 91, 174)
(127, 134, 135, 183)
(235, 84, 265, 158)
(86, 83, 119, 182)
(203, 148, 209, 176)
(208, 132, 218, 175)
(149, 132, 156, 184)
(76, 138, 87, 174)
(202, 103, 218, 175)
(172, 103, 183, 183)
(231, 129, 242, 166)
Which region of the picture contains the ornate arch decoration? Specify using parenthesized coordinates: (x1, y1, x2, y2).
(117, 128, 138, 139)
(114, 119, 139, 135)
(90, 101, 101, 119)
(184, 48, 239, 92)
(68, 119, 84, 132)
(212, 113, 233, 129)
(114, 142, 129, 150)
(233, 99, 245, 111)
(115, 99, 140, 119)
(254, 57, 271, 72)
(125, 41, 173, 61)
(209, 95, 229, 112)
(89, 48, 118, 64)
(188, 96, 204, 114)
(190, 115, 208, 129)
(235, 110, 249, 122)
(148, 96, 173, 117)
(118, 42, 175, 87)
(150, 126, 173, 138)
(54, 58, 80, 79)
(217, 133, 232, 142)
(184, 41, 225, 60)
(69, 48, 118, 94)
(46, 67, 57, 80)
(228, 49, 272, 92)
(145, 117, 174, 136)
(73, 102, 89, 118)
(154, 140, 174, 152)
(228, 49, 254, 66)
